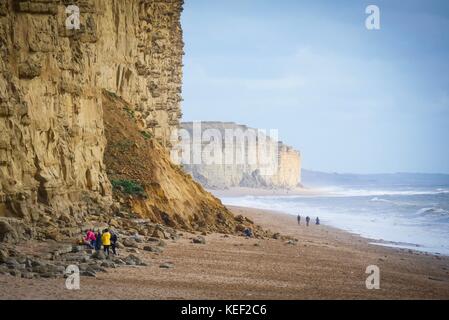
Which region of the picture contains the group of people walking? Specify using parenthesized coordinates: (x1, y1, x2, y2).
(297, 215, 320, 226)
(83, 228, 118, 256)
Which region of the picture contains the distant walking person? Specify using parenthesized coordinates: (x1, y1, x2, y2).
(297, 215, 301, 225)
(306, 216, 310, 227)
(316, 217, 320, 225)
(102, 229, 111, 256)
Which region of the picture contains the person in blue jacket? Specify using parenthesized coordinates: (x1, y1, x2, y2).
(95, 229, 102, 251)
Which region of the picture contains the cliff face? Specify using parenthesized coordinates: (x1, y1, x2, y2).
(274, 144, 302, 187)
(178, 122, 301, 189)
(1, 0, 113, 222)
(1, 0, 233, 241)
(95, 0, 184, 145)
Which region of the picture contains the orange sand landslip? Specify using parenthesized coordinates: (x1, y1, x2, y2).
(0, 206, 448, 300)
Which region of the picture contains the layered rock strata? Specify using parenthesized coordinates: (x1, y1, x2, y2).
(178, 122, 301, 189)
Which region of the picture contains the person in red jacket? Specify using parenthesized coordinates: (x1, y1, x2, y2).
(84, 229, 96, 249)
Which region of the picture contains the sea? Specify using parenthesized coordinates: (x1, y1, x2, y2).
(220, 185, 449, 255)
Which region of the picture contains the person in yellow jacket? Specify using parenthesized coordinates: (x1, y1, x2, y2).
(101, 229, 111, 256)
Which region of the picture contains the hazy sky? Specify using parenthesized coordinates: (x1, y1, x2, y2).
(181, 0, 449, 174)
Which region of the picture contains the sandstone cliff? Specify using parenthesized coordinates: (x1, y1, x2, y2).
(0, 0, 253, 242)
(1, 0, 115, 227)
(178, 122, 301, 189)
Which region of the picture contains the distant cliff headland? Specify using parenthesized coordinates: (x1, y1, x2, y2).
(177, 122, 301, 189)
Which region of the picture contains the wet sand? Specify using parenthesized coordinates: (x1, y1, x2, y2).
(1, 206, 448, 300)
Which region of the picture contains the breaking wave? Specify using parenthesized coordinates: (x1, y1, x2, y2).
(416, 207, 449, 217)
